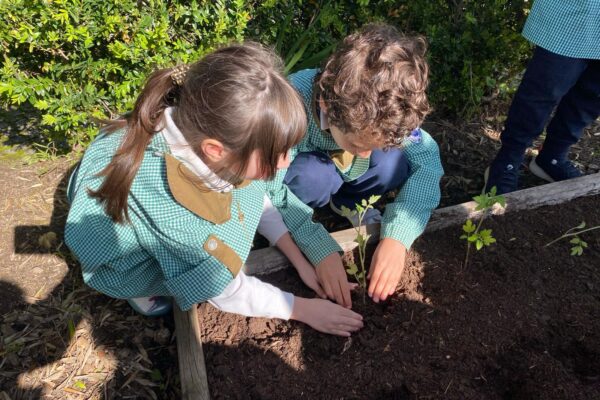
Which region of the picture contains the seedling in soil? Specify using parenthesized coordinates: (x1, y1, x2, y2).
(340, 195, 381, 301)
(545, 221, 599, 256)
(460, 186, 505, 268)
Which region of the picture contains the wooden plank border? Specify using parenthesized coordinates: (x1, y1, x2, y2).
(245, 172, 600, 276)
(174, 304, 210, 400)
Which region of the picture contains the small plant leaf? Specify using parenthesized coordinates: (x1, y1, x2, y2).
(475, 240, 484, 250)
(346, 263, 358, 275)
(368, 194, 381, 205)
(467, 234, 478, 242)
(67, 319, 75, 340)
(340, 205, 353, 218)
(73, 380, 86, 390)
(355, 233, 365, 247)
(575, 221, 586, 230)
(462, 219, 476, 233)
(361, 199, 368, 207)
(570, 237, 581, 245)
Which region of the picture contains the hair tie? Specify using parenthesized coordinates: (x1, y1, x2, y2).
(171, 64, 190, 86)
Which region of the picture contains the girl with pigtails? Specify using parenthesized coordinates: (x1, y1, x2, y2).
(65, 43, 363, 337)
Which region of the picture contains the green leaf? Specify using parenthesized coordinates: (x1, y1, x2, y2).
(340, 205, 353, 218)
(73, 380, 86, 390)
(475, 240, 483, 250)
(34, 99, 49, 110)
(67, 319, 75, 340)
(462, 219, 476, 233)
(368, 194, 381, 205)
(355, 233, 365, 247)
(575, 221, 586, 230)
(42, 114, 57, 125)
(345, 263, 358, 275)
(150, 369, 163, 382)
(468, 234, 478, 243)
(570, 237, 581, 245)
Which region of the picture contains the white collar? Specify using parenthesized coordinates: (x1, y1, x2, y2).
(161, 107, 233, 192)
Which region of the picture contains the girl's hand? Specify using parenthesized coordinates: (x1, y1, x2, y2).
(290, 297, 363, 337)
(294, 262, 327, 299)
(296, 262, 358, 299)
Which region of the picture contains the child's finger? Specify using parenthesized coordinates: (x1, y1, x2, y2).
(313, 283, 327, 299)
(338, 280, 352, 308)
(348, 282, 359, 291)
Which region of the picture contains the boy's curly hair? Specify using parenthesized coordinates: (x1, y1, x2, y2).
(316, 23, 430, 147)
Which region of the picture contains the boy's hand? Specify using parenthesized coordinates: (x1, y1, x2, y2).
(368, 238, 407, 303)
(315, 252, 352, 308)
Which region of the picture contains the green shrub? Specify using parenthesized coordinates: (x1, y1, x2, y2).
(0, 0, 252, 149)
(0, 0, 532, 152)
(396, 0, 532, 116)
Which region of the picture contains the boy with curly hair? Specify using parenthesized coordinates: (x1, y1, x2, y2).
(279, 23, 443, 307)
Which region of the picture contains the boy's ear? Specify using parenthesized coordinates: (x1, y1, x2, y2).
(200, 139, 227, 163)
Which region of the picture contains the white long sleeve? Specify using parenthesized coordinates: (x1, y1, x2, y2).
(208, 270, 294, 319)
(257, 195, 288, 245)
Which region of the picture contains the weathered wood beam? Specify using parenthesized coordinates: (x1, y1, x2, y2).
(174, 304, 210, 400)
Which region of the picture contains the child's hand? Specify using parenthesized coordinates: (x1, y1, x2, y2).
(290, 297, 363, 337)
(367, 238, 407, 303)
(294, 261, 327, 299)
(315, 253, 352, 308)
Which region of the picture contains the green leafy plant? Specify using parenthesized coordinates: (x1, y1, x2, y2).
(460, 186, 505, 267)
(545, 221, 599, 256)
(1, 0, 533, 155)
(340, 195, 381, 300)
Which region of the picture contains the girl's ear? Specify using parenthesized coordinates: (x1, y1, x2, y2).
(200, 139, 228, 163)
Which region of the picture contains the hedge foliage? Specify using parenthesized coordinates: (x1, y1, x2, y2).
(0, 0, 531, 151)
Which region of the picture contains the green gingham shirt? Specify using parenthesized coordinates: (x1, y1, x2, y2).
(65, 128, 341, 310)
(288, 69, 444, 249)
(523, 0, 600, 59)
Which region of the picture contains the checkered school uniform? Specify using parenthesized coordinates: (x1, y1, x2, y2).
(66, 127, 340, 311)
(523, 0, 600, 59)
(287, 69, 444, 249)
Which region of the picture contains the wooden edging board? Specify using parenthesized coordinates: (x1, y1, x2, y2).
(245, 172, 600, 276)
(175, 172, 600, 399)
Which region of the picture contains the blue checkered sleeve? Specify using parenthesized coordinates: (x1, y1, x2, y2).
(266, 169, 342, 266)
(380, 129, 444, 248)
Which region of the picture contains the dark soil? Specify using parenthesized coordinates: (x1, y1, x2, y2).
(198, 195, 600, 400)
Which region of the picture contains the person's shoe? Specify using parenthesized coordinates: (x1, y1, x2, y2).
(529, 156, 583, 183)
(329, 198, 382, 227)
(127, 296, 172, 317)
(484, 150, 524, 194)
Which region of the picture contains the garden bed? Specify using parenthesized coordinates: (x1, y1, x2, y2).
(196, 193, 600, 400)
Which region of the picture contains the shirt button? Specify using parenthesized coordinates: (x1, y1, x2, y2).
(207, 239, 218, 251)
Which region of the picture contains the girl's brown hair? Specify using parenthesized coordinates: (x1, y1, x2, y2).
(91, 43, 306, 223)
(316, 23, 430, 148)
